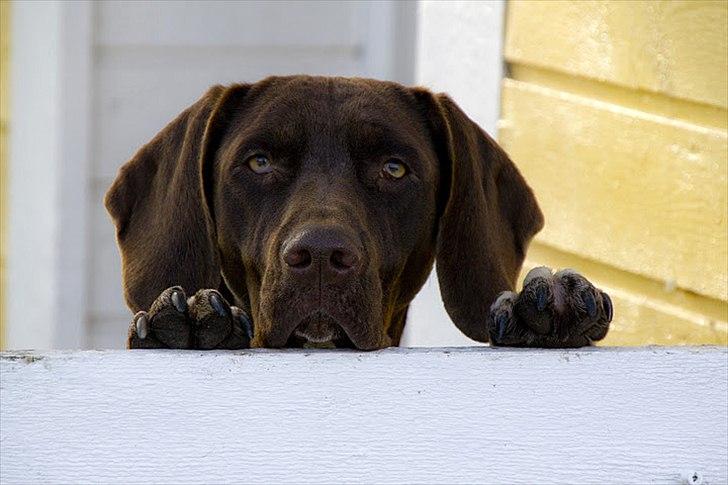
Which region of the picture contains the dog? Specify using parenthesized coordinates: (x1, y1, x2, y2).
(105, 76, 613, 350)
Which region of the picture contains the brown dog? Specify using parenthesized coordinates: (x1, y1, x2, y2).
(105, 76, 612, 350)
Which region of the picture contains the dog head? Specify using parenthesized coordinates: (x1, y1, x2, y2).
(105, 76, 543, 349)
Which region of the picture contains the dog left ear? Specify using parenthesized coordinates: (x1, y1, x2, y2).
(105, 84, 250, 312)
(413, 89, 544, 342)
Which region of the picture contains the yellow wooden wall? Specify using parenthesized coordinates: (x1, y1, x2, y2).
(0, 1, 9, 350)
(503, 0, 728, 345)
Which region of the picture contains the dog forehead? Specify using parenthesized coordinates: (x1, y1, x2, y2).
(232, 77, 431, 163)
(248, 76, 415, 126)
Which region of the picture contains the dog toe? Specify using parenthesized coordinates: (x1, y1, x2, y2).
(515, 276, 554, 335)
(488, 291, 520, 345)
(127, 311, 167, 349)
(552, 270, 612, 342)
(147, 286, 193, 348)
(188, 289, 234, 349)
(213, 307, 254, 349)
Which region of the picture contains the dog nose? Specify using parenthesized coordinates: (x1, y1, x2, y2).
(282, 227, 361, 281)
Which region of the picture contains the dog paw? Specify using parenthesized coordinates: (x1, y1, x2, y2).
(488, 267, 613, 348)
(127, 286, 253, 349)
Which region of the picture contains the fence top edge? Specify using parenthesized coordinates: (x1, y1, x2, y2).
(1, 345, 726, 362)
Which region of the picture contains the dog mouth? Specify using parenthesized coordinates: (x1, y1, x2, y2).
(285, 311, 356, 349)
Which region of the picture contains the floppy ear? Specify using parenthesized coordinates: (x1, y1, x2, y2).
(414, 90, 544, 342)
(105, 85, 248, 312)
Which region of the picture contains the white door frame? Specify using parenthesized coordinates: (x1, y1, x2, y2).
(7, 0, 92, 349)
(404, 0, 506, 346)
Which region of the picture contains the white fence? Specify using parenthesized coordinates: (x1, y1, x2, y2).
(1, 347, 726, 484)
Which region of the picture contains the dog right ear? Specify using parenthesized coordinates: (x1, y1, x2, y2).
(105, 84, 250, 312)
(412, 88, 544, 342)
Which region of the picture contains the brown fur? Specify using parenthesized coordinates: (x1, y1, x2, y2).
(107, 76, 611, 350)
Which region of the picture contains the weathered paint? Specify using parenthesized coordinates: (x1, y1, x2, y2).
(1, 348, 727, 484)
(503, 0, 728, 345)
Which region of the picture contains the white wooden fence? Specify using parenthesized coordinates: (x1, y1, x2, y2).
(1, 347, 726, 484)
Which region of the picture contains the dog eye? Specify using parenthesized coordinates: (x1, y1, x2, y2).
(247, 154, 273, 174)
(382, 159, 407, 179)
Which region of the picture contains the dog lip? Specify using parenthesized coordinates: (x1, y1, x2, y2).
(292, 311, 341, 341)
(293, 328, 334, 343)
(286, 310, 356, 349)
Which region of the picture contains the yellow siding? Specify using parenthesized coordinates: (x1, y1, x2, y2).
(503, 0, 728, 345)
(506, 0, 728, 109)
(501, 80, 727, 301)
(0, 1, 9, 350)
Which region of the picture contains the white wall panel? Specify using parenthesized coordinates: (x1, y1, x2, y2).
(93, 46, 360, 180)
(96, 1, 360, 48)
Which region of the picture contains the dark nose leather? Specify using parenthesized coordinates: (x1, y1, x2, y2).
(282, 227, 361, 283)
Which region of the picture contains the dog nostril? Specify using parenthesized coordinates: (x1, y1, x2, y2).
(330, 249, 358, 272)
(284, 248, 312, 269)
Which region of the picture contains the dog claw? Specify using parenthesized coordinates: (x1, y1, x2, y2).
(136, 314, 148, 339)
(601, 292, 613, 322)
(237, 311, 253, 339)
(210, 293, 227, 317)
(582, 291, 597, 317)
(171, 290, 186, 313)
(496, 313, 508, 341)
(535, 285, 548, 312)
